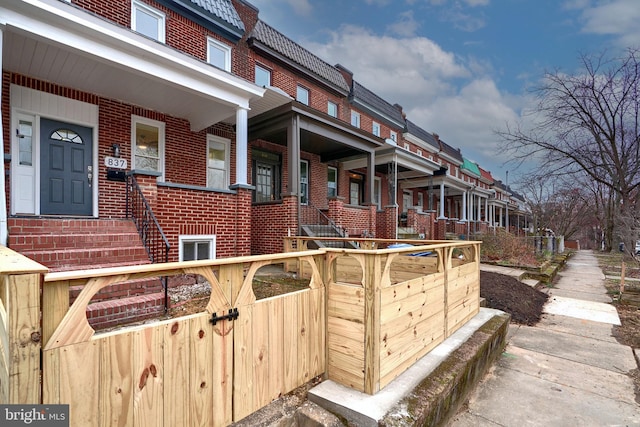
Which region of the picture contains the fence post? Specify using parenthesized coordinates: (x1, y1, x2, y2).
(363, 252, 381, 394)
(0, 246, 48, 404)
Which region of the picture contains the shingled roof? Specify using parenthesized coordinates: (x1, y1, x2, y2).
(404, 120, 440, 150)
(249, 20, 349, 93)
(435, 135, 463, 164)
(190, 0, 244, 31)
(350, 81, 405, 127)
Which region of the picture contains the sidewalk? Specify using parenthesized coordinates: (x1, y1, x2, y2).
(451, 250, 640, 426)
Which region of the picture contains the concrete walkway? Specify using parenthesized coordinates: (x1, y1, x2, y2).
(451, 250, 640, 426)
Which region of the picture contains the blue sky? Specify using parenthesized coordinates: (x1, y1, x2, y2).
(247, 0, 640, 184)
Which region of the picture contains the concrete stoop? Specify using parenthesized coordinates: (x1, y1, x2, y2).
(309, 308, 510, 427)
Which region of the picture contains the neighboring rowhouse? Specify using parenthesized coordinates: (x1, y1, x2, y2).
(1, 0, 525, 273)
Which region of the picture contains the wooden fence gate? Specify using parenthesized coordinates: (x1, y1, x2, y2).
(40, 253, 326, 427)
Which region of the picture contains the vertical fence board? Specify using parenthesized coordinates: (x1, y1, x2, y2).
(233, 305, 253, 421)
(8, 274, 41, 404)
(164, 320, 190, 427)
(253, 300, 271, 409)
(189, 315, 222, 427)
(297, 291, 310, 385)
(268, 298, 284, 401)
(59, 341, 100, 426)
(133, 327, 163, 427)
(100, 333, 133, 427)
(309, 288, 325, 378)
(283, 294, 299, 391)
(41, 349, 59, 405)
(42, 280, 69, 348)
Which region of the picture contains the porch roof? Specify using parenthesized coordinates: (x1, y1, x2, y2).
(1, 0, 268, 132)
(248, 101, 384, 162)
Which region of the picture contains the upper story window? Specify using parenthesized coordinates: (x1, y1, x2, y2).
(372, 122, 381, 137)
(132, 0, 165, 43)
(327, 101, 338, 118)
(296, 85, 309, 105)
(207, 37, 231, 71)
(207, 135, 230, 189)
(390, 131, 397, 142)
(255, 64, 271, 87)
(404, 143, 410, 151)
(417, 149, 423, 157)
(132, 115, 165, 181)
(350, 111, 361, 128)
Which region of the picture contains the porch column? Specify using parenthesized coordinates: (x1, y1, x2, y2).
(438, 183, 446, 219)
(287, 115, 300, 196)
(499, 207, 503, 227)
(234, 107, 249, 187)
(484, 198, 489, 223)
(477, 195, 482, 222)
(366, 151, 375, 205)
(0, 28, 7, 246)
(461, 191, 467, 221)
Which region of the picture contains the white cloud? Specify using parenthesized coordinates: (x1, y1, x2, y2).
(387, 10, 421, 37)
(303, 25, 525, 175)
(577, 0, 640, 46)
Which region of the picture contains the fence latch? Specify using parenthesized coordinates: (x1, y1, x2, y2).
(210, 308, 239, 326)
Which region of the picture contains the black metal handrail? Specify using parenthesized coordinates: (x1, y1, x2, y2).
(126, 175, 170, 264)
(300, 202, 347, 238)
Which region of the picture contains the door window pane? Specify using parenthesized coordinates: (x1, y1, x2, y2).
(300, 160, 309, 205)
(18, 120, 33, 166)
(327, 166, 337, 197)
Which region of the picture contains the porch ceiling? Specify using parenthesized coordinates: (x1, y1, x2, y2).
(248, 102, 383, 162)
(1, 0, 271, 132)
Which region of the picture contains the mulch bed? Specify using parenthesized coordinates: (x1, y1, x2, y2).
(480, 271, 549, 325)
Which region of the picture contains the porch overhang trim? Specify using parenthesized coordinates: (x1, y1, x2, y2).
(1, 0, 264, 131)
(404, 132, 440, 155)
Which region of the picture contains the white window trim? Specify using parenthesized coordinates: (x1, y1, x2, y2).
(255, 64, 271, 87)
(327, 101, 338, 118)
(207, 37, 232, 71)
(207, 135, 231, 189)
(374, 176, 382, 210)
(390, 131, 397, 142)
(132, 0, 166, 43)
(351, 111, 360, 128)
(131, 115, 165, 181)
(372, 122, 381, 137)
(296, 85, 309, 105)
(328, 166, 338, 197)
(300, 159, 309, 205)
(179, 235, 216, 261)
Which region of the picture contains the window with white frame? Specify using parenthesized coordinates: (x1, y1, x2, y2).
(404, 143, 410, 150)
(372, 122, 381, 137)
(179, 235, 216, 261)
(207, 37, 231, 71)
(132, 0, 165, 42)
(300, 160, 309, 205)
(417, 193, 424, 211)
(327, 166, 337, 198)
(417, 149, 422, 157)
(296, 85, 309, 105)
(255, 64, 271, 87)
(390, 130, 397, 142)
(374, 177, 382, 210)
(350, 111, 360, 128)
(327, 101, 338, 118)
(207, 135, 230, 189)
(132, 116, 165, 180)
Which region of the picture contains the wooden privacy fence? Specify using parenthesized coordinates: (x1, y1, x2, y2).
(0, 238, 480, 425)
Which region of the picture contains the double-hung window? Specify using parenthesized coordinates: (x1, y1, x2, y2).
(179, 235, 216, 261)
(390, 131, 397, 142)
(372, 122, 381, 137)
(300, 160, 309, 205)
(132, 116, 165, 180)
(296, 85, 309, 105)
(255, 64, 271, 87)
(253, 150, 281, 203)
(327, 101, 338, 118)
(351, 111, 360, 128)
(207, 135, 230, 189)
(207, 37, 231, 71)
(132, 0, 165, 42)
(327, 166, 337, 198)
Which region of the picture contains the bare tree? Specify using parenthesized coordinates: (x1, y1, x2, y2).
(500, 48, 640, 251)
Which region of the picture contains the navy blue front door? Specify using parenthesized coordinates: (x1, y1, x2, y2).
(40, 119, 93, 215)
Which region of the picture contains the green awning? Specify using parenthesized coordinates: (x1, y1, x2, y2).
(461, 157, 481, 176)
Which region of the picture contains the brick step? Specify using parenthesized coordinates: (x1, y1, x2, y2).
(9, 231, 144, 252)
(50, 258, 152, 273)
(70, 277, 163, 303)
(22, 246, 150, 270)
(86, 292, 166, 330)
(8, 218, 139, 235)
